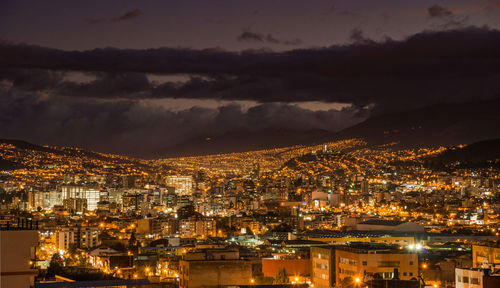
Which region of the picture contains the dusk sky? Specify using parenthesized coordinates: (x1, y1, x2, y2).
(3, 0, 500, 50)
(1, 0, 500, 156)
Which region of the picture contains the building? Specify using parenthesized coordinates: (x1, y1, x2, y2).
(311, 243, 418, 288)
(472, 245, 500, 268)
(456, 265, 500, 288)
(56, 226, 99, 251)
(0, 218, 38, 288)
(179, 248, 252, 288)
(61, 185, 100, 211)
(136, 218, 162, 235)
(179, 216, 216, 238)
(306, 236, 416, 247)
(456, 267, 484, 288)
(63, 198, 87, 213)
(355, 220, 425, 233)
(122, 194, 141, 211)
(166, 176, 193, 195)
(31, 190, 63, 210)
(262, 258, 310, 278)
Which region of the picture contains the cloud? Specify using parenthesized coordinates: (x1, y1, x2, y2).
(0, 90, 362, 157)
(427, 5, 453, 18)
(84, 9, 143, 24)
(2, 26, 500, 115)
(2, 27, 500, 156)
(427, 4, 468, 29)
(113, 9, 143, 22)
(237, 30, 302, 45)
(348, 28, 374, 44)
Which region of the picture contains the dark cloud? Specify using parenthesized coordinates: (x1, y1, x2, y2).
(113, 9, 143, 22)
(427, 5, 468, 29)
(0, 90, 362, 157)
(237, 30, 302, 45)
(427, 5, 453, 18)
(348, 28, 374, 44)
(2, 27, 500, 156)
(2, 26, 500, 115)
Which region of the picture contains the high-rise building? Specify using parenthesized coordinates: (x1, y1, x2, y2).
(166, 176, 193, 195)
(56, 226, 99, 251)
(180, 216, 216, 238)
(61, 185, 100, 211)
(63, 198, 88, 213)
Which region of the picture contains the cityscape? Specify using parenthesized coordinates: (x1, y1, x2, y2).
(1, 1, 500, 288)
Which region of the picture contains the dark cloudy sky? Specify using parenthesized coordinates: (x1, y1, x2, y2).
(1, 1, 500, 157)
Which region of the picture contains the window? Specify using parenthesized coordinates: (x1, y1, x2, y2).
(463, 276, 469, 283)
(457, 276, 461, 283)
(403, 272, 407, 276)
(471, 278, 479, 284)
(409, 273, 413, 276)
(362, 261, 367, 266)
(409, 261, 413, 265)
(378, 261, 400, 267)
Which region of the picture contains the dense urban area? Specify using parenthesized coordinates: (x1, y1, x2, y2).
(1, 138, 499, 288)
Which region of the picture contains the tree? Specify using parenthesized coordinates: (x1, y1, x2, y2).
(128, 231, 138, 253)
(46, 253, 64, 278)
(340, 277, 355, 288)
(274, 267, 289, 284)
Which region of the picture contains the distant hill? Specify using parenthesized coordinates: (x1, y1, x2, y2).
(2, 100, 499, 159)
(158, 129, 333, 158)
(333, 100, 500, 148)
(0, 138, 140, 164)
(424, 138, 500, 170)
(0, 157, 21, 170)
(0, 139, 63, 155)
(161, 100, 500, 157)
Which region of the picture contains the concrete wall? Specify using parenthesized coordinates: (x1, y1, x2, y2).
(0, 230, 38, 288)
(180, 259, 252, 288)
(262, 258, 310, 278)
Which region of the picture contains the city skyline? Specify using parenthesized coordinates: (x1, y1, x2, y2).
(1, 2, 499, 288)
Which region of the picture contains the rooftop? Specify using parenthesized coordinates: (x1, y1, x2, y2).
(358, 219, 407, 226)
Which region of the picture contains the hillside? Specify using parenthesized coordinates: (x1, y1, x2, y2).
(333, 100, 500, 148)
(423, 139, 500, 170)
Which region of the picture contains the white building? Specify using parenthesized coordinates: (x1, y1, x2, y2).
(61, 185, 100, 210)
(456, 267, 484, 288)
(166, 176, 193, 195)
(29, 190, 63, 210)
(56, 226, 99, 251)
